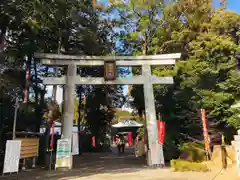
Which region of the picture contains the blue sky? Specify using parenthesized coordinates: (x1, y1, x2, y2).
(97, 0, 240, 13)
(47, 0, 240, 103)
(227, 0, 240, 13)
(214, 0, 240, 13)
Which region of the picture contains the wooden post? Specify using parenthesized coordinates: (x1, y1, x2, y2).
(22, 159, 26, 170)
(201, 109, 210, 160)
(32, 157, 36, 168)
(23, 68, 30, 103)
(12, 97, 19, 140)
(221, 134, 227, 169)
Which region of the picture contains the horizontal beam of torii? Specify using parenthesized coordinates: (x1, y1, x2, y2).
(35, 53, 181, 61)
(35, 53, 180, 85)
(35, 52, 181, 168)
(34, 53, 180, 66)
(42, 76, 174, 85)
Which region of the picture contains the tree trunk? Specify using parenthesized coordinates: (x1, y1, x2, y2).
(33, 58, 42, 132)
(39, 67, 49, 166)
(37, 90, 46, 165)
(37, 67, 48, 165)
(34, 59, 39, 104)
(0, 26, 6, 51)
(23, 56, 31, 103)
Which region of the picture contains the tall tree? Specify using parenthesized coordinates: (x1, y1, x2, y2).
(114, 0, 240, 159)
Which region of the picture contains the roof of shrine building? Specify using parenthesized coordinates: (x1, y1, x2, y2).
(111, 120, 143, 128)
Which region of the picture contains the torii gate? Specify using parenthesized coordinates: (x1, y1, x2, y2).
(35, 53, 181, 167)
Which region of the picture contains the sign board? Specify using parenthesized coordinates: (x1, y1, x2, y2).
(104, 61, 116, 80)
(16, 138, 39, 159)
(72, 132, 79, 155)
(3, 140, 21, 174)
(55, 139, 71, 169)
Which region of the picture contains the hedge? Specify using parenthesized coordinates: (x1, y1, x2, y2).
(171, 159, 210, 172)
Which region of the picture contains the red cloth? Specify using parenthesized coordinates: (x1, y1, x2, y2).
(128, 132, 133, 146)
(158, 121, 165, 145)
(50, 122, 54, 149)
(92, 136, 96, 148)
(116, 137, 119, 145)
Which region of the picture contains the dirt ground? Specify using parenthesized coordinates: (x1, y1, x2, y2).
(0, 148, 239, 180)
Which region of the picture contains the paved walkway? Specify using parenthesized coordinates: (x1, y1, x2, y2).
(0, 148, 239, 180)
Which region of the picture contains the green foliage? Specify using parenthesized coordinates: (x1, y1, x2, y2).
(112, 0, 240, 160)
(0, 0, 119, 142)
(163, 134, 181, 161)
(85, 85, 125, 138)
(115, 110, 131, 120)
(170, 159, 210, 172)
(138, 127, 144, 137)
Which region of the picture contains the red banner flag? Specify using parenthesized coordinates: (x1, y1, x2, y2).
(128, 132, 133, 146)
(92, 136, 96, 148)
(201, 109, 210, 153)
(158, 121, 165, 145)
(50, 122, 54, 149)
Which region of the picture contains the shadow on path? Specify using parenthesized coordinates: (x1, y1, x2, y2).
(0, 148, 147, 180)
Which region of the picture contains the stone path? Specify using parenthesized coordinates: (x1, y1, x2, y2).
(0, 148, 239, 180)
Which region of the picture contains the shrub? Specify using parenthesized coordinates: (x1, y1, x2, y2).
(171, 159, 210, 172)
(179, 142, 206, 162)
(163, 135, 181, 161)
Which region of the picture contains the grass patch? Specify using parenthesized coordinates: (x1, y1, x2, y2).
(171, 159, 210, 172)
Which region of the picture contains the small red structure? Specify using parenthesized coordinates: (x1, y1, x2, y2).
(92, 136, 96, 148)
(116, 136, 119, 143)
(50, 122, 54, 149)
(128, 132, 133, 146)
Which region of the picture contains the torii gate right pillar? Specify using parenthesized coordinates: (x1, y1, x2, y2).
(62, 64, 76, 140)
